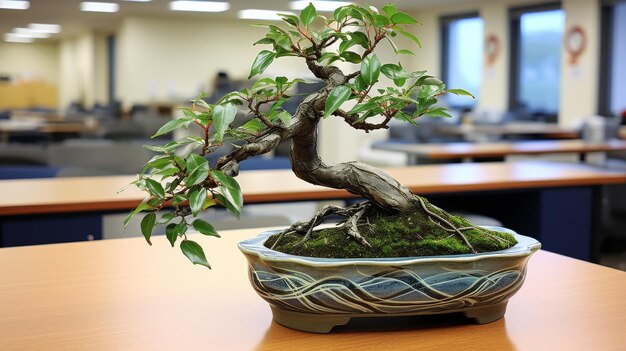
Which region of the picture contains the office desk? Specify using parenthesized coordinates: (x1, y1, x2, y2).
(0, 228, 624, 351)
(436, 123, 579, 139)
(0, 119, 93, 143)
(373, 139, 626, 163)
(1, 161, 625, 260)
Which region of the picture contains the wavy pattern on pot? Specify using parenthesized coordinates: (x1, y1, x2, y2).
(246, 257, 528, 315)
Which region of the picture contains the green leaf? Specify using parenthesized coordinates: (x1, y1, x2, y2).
(374, 14, 391, 27)
(390, 12, 418, 25)
(360, 54, 381, 86)
(239, 119, 265, 132)
(189, 189, 207, 216)
(394, 110, 419, 126)
(324, 85, 352, 118)
(350, 5, 375, 24)
(152, 117, 192, 138)
(192, 219, 220, 238)
(382, 4, 397, 17)
(266, 31, 292, 51)
(426, 107, 452, 118)
(253, 37, 274, 45)
(157, 213, 175, 225)
(252, 77, 276, 91)
(142, 155, 173, 174)
(276, 111, 292, 126)
(212, 170, 243, 215)
(381, 63, 408, 80)
(318, 51, 338, 63)
(340, 51, 361, 63)
(396, 49, 416, 56)
(248, 50, 276, 79)
(181, 109, 197, 121)
(165, 223, 178, 247)
(279, 13, 300, 27)
(215, 193, 240, 218)
(396, 29, 422, 48)
(349, 31, 369, 49)
(349, 99, 379, 114)
(140, 212, 156, 245)
(354, 75, 366, 92)
(447, 89, 475, 98)
(172, 194, 186, 206)
(125, 202, 153, 228)
(338, 39, 355, 54)
(185, 168, 209, 187)
(333, 6, 350, 21)
(185, 154, 207, 173)
(180, 240, 211, 269)
(145, 178, 165, 199)
(300, 2, 317, 27)
(213, 103, 238, 142)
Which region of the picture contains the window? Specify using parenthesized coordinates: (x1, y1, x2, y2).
(441, 14, 483, 109)
(599, 1, 626, 116)
(509, 4, 564, 121)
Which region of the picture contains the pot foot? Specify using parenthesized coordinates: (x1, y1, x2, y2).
(270, 307, 351, 333)
(463, 302, 508, 324)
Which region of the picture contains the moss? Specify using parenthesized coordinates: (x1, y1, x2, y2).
(265, 201, 518, 258)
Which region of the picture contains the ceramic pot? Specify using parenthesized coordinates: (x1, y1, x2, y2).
(238, 226, 540, 333)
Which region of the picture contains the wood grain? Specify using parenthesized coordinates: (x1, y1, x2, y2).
(435, 123, 579, 138)
(0, 228, 624, 351)
(1, 161, 625, 216)
(374, 139, 626, 159)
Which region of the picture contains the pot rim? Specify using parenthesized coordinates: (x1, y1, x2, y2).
(238, 226, 541, 267)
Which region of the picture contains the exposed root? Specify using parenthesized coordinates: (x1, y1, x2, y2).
(272, 196, 506, 254)
(340, 207, 372, 248)
(271, 201, 373, 249)
(417, 196, 477, 254)
(427, 212, 510, 245)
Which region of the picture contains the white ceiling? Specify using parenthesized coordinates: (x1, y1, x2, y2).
(0, 0, 479, 41)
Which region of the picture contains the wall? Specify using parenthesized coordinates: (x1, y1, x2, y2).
(559, 0, 600, 126)
(58, 32, 109, 109)
(116, 16, 311, 108)
(0, 42, 59, 83)
(413, 0, 602, 127)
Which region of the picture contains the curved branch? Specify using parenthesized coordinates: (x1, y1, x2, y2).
(215, 130, 284, 176)
(333, 109, 393, 131)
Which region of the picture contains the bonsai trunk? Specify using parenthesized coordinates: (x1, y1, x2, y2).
(289, 109, 418, 213)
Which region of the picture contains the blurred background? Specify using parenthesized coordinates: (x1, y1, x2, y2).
(0, 0, 625, 269)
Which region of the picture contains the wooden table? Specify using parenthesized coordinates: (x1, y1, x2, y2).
(0, 161, 625, 216)
(436, 122, 579, 139)
(1, 161, 625, 261)
(373, 139, 626, 163)
(0, 228, 624, 351)
(0, 119, 92, 143)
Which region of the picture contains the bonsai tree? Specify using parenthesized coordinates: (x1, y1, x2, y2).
(127, 3, 516, 268)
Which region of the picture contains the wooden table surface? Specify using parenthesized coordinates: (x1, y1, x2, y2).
(374, 139, 626, 159)
(436, 123, 579, 139)
(0, 228, 624, 351)
(1, 161, 626, 216)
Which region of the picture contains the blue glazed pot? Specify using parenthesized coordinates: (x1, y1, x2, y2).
(238, 226, 541, 333)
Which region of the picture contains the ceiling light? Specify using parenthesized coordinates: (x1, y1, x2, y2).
(238, 9, 295, 21)
(80, 2, 119, 13)
(169, 1, 229, 13)
(4, 33, 34, 43)
(0, 0, 30, 10)
(289, 1, 352, 12)
(124, 0, 152, 2)
(13, 28, 51, 38)
(28, 23, 62, 34)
